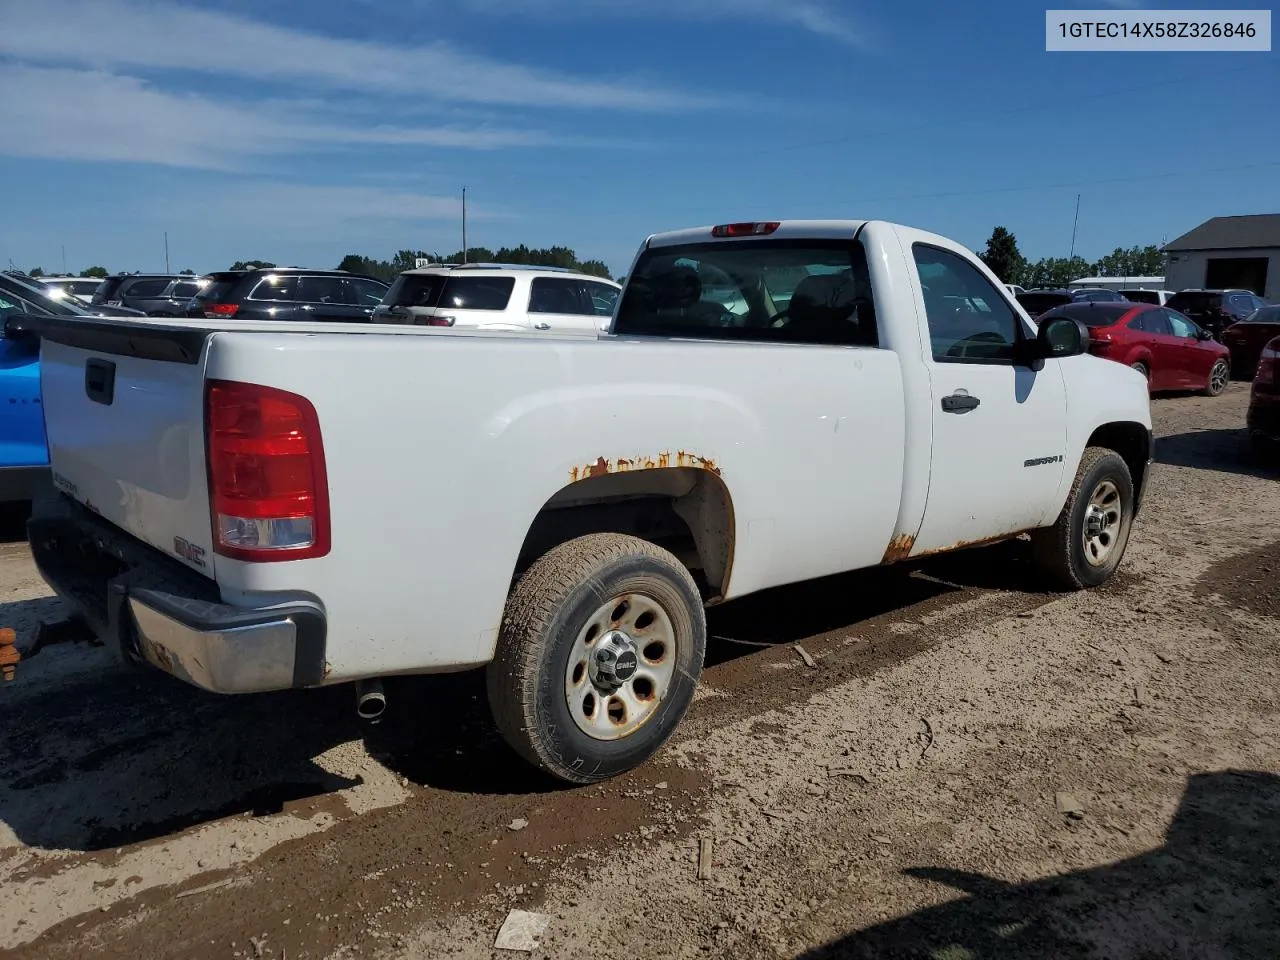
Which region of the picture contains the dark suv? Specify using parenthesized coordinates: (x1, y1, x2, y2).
(93, 274, 207, 316)
(1166, 289, 1269, 338)
(186, 268, 389, 323)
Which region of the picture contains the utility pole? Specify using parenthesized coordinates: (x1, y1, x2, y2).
(1068, 193, 1081, 262)
(61, 244, 67, 274)
(164, 232, 170, 273)
(462, 187, 468, 264)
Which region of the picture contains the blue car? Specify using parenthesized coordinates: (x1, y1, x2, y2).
(0, 310, 45, 505)
(0, 273, 144, 506)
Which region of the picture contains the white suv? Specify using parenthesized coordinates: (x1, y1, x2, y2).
(372, 263, 621, 336)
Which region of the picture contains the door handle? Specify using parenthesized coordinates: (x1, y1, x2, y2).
(533, 322, 551, 331)
(941, 393, 981, 413)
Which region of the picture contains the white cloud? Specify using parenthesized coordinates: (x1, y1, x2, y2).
(0, 65, 597, 170)
(455, 0, 864, 45)
(173, 182, 504, 227)
(0, 0, 720, 111)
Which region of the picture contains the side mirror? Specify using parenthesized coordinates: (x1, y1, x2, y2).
(1036, 315, 1088, 359)
(1196, 328, 1213, 341)
(1, 307, 42, 351)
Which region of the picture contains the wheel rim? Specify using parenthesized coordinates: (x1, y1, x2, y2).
(1210, 361, 1228, 393)
(1081, 479, 1123, 567)
(564, 593, 678, 741)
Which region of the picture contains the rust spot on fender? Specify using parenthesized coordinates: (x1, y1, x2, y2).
(881, 533, 916, 564)
(569, 451, 721, 483)
(910, 530, 1031, 560)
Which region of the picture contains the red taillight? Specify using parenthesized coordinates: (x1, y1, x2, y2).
(711, 221, 780, 238)
(203, 303, 239, 318)
(414, 315, 455, 327)
(1257, 346, 1278, 385)
(205, 379, 330, 562)
(1087, 332, 1112, 355)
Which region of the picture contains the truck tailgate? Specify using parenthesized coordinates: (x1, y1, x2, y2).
(39, 323, 215, 577)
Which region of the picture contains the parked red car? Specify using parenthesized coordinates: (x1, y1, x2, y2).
(1248, 334, 1280, 462)
(1222, 305, 1280, 381)
(1037, 301, 1231, 395)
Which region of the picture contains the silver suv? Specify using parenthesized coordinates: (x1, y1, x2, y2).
(373, 263, 620, 336)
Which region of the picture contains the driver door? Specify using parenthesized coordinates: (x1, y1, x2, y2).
(908, 242, 1068, 555)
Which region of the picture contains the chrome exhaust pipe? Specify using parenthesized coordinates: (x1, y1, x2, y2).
(355, 678, 387, 723)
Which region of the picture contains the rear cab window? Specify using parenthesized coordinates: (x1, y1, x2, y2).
(614, 238, 878, 346)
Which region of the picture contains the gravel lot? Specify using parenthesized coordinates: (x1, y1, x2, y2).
(2, 382, 1277, 959)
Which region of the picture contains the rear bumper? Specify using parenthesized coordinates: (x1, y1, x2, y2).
(26, 495, 327, 694)
(0, 464, 51, 504)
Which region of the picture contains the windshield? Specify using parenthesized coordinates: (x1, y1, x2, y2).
(1167, 292, 1220, 312)
(1242, 306, 1280, 324)
(1017, 293, 1071, 315)
(1122, 291, 1160, 304)
(0, 274, 88, 317)
(194, 274, 242, 302)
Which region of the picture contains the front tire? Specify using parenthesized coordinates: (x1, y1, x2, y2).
(487, 533, 706, 784)
(1032, 447, 1135, 591)
(1203, 359, 1229, 397)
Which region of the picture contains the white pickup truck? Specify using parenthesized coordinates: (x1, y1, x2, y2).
(19, 219, 1151, 784)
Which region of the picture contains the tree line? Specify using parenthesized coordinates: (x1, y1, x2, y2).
(18, 244, 611, 284)
(333, 246, 613, 283)
(978, 227, 1166, 289)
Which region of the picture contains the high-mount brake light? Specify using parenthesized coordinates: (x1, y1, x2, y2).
(205, 379, 330, 562)
(711, 222, 781, 238)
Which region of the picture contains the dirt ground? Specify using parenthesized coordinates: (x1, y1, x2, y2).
(2, 382, 1277, 960)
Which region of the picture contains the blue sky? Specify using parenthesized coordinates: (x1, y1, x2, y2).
(1, 0, 1276, 277)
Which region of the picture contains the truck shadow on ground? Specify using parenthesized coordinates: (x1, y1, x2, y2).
(795, 769, 1280, 959)
(0, 626, 362, 852)
(373, 538, 1048, 794)
(0, 535, 1058, 851)
(1156, 427, 1276, 478)
(0, 502, 32, 544)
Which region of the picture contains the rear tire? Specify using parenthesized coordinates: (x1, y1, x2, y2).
(487, 533, 706, 785)
(1032, 447, 1135, 591)
(1130, 361, 1149, 382)
(1203, 359, 1230, 397)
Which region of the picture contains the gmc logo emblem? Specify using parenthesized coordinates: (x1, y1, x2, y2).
(174, 536, 207, 568)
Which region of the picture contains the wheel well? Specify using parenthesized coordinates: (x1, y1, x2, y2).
(1087, 422, 1151, 503)
(514, 469, 735, 601)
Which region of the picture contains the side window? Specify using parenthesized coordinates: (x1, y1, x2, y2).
(1133, 309, 1171, 335)
(123, 279, 170, 298)
(913, 244, 1021, 362)
(439, 277, 515, 311)
(347, 278, 388, 305)
(1165, 310, 1198, 339)
(584, 281, 620, 316)
(249, 275, 299, 302)
(297, 276, 347, 304)
(171, 281, 200, 299)
(529, 277, 590, 314)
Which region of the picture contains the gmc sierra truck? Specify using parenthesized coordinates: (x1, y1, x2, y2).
(15, 219, 1152, 784)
